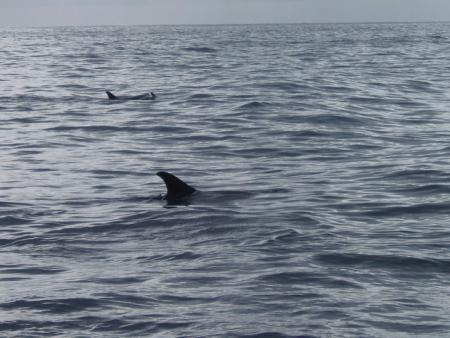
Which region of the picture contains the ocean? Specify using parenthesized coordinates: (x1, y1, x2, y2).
(1, 22, 450, 337)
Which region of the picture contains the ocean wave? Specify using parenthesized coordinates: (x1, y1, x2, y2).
(259, 271, 363, 289)
(381, 169, 450, 181)
(0, 265, 65, 275)
(0, 298, 101, 314)
(363, 202, 450, 217)
(235, 333, 319, 338)
(46, 125, 154, 133)
(187, 93, 214, 99)
(235, 101, 271, 110)
(392, 184, 450, 195)
(303, 113, 367, 126)
(0, 215, 31, 226)
(315, 252, 450, 273)
(182, 46, 217, 53)
(0, 317, 193, 336)
(257, 81, 309, 91)
(136, 251, 202, 263)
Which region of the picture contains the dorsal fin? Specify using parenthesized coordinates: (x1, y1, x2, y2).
(151, 92, 157, 99)
(156, 171, 196, 202)
(106, 90, 118, 99)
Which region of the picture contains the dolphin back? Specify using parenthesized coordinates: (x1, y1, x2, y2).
(106, 90, 118, 99)
(156, 171, 196, 203)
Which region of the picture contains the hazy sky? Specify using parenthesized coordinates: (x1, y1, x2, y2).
(1, 0, 450, 26)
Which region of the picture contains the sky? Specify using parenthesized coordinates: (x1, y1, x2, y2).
(1, 0, 450, 27)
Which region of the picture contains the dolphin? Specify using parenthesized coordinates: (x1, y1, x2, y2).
(156, 171, 197, 205)
(106, 90, 156, 100)
(154, 171, 267, 207)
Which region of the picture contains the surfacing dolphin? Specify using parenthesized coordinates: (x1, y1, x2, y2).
(155, 171, 261, 206)
(106, 90, 156, 101)
(156, 171, 197, 205)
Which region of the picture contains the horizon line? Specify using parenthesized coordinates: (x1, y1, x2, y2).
(1, 19, 449, 29)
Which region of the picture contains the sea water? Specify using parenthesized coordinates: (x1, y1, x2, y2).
(1, 23, 450, 337)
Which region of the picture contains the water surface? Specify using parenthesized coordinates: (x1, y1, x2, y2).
(1, 23, 450, 337)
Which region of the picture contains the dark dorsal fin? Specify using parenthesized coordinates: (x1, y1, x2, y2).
(156, 171, 196, 202)
(151, 92, 156, 99)
(106, 90, 118, 100)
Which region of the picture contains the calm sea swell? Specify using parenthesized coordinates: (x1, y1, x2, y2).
(1, 22, 450, 337)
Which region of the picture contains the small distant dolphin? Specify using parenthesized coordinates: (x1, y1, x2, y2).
(106, 90, 156, 100)
(156, 171, 197, 205)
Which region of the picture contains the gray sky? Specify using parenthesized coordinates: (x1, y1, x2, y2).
(1, 0, 450, 26)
